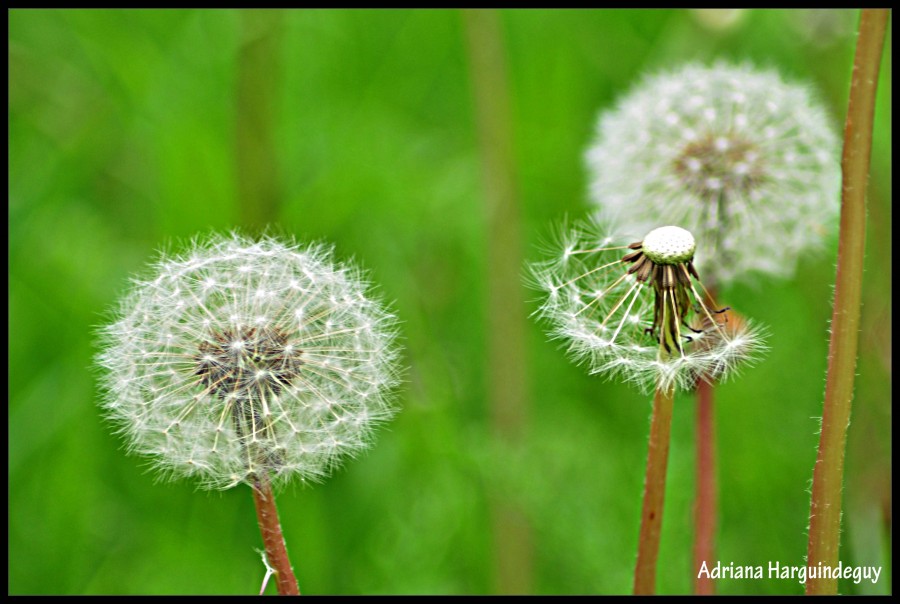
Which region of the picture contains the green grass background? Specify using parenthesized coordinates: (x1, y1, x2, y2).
(9, 9, 891, 595)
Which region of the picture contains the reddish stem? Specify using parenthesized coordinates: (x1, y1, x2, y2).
(806, 8, 889, 594)
(633, 385, 676, 594)
(253, 478, 300, 595)
(693, 284, 720, 595)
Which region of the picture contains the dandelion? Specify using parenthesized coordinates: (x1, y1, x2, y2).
(532, 221, 764, 394)
(531, 219, 765, 593)
(586, 62, 840, 286)
(96, 233, 401, 593)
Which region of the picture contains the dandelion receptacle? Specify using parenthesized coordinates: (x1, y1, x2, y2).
(531, 221, 764, 393)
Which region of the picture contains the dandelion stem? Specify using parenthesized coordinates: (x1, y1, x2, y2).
(693, 284, 719, 595)
(252, 476, 300, 595)
(633, 382, 676, 594)
(806, 8, 889, 595)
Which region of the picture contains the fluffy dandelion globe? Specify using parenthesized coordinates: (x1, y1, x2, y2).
(97, 233, 401, 490)
(530, 220, 765, 393)
(586, 62, 840, 285)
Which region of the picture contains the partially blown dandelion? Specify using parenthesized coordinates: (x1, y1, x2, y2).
(97, 233, 401, 490)
(531, 221, 764, 393)
(586, 62, 840, 285)
(585, 62, 836, 593)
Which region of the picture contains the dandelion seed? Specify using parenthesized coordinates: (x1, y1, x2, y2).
(96, 233, 401, 490)
(531, 221, 765, 393)
(586, 62, 840, 285)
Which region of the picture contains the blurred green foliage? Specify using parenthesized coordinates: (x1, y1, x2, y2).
(9, 9, 891, 595)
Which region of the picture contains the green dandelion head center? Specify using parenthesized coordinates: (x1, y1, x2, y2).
(642, 226, 696, 265)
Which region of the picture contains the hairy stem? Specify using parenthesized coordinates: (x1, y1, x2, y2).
(806, 8, 889, 595)
(253, 477, 300, 595)
(633, 383, 676, 594)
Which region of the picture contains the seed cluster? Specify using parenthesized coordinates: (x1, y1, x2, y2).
(586, 62, 839, 284)
(672, 134, 766, 201)
(195, 327, 304, 402)
(97, 234, 401, 490)
(530, 220, 764, 392)
(639, 225, 697, 266)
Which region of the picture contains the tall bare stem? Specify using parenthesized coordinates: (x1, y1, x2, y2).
(633, 384, 676, 594)
(806, 8, 889, 595)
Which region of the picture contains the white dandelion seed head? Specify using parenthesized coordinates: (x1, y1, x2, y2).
(641, 225, 696, 265)
(586, 62, 840, 285)
(96, 233, 402, 490)
(528, 219, 765, 393)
